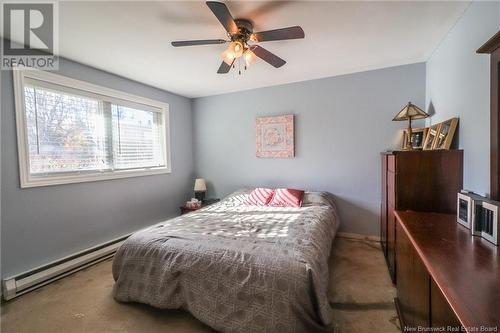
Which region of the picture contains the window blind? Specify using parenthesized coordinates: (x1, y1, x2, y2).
(111, 104, 164, 170)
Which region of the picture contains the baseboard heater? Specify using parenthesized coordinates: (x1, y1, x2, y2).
(2, 233, 131, 301)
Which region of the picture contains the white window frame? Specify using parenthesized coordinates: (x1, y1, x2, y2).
(13, 67, 171, 188)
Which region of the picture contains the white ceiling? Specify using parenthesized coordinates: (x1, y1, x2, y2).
(30, 1, 473, 97)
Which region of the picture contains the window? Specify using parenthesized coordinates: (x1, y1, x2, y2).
(14, 68, 170, 187)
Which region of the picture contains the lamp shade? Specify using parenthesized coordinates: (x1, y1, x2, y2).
(194, 178, 207, 192)
(392, 102, 429, 121)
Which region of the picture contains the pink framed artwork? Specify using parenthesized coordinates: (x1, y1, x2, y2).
(256, 114, 294, 158)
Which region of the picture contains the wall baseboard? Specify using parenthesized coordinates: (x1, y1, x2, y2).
(337, 231, 380, 242)
(2, 232, 132, 301)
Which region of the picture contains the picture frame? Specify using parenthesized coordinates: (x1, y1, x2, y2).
(402, 127, 428, 150)
(423, 123, 441, 150)
(434, 118, 458, 150)
(256, 114, 294, 158)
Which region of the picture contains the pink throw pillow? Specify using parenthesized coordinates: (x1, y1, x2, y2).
(245, 188, 275, 206)
(268, 188, 304, 207)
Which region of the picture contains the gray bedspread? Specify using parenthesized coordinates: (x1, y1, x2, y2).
(112, 190, 340, 333)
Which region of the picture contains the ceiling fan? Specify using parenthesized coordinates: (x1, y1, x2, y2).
(171, 1, 305, 74)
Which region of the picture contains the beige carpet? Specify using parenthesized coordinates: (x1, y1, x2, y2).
(0, 236, 399, 333)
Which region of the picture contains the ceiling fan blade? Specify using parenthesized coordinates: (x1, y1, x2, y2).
(217, 59, 235, 74)
(253, 26, 305, 42)
(171, 39, 227, 47)
(206, 1, 238, 34)
(250, 45, 286, 68)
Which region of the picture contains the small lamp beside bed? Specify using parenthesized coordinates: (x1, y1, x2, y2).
(194, 178, 207, 202)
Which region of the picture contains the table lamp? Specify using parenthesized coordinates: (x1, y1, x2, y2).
(194, 178, 207, 202)
(393, 102, 429, 150)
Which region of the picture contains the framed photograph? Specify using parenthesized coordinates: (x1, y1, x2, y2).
(423, 123, 441, 150)
(402, 127, 428, 150)
(256, 114, 294, 158)
(434, 118, 458, 150)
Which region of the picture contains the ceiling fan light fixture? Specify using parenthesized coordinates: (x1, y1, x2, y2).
(244, 50, 256, 67)
(230, 41, 244, 58)
(221, 49, 235, 65)
(222, 41, 244, 64)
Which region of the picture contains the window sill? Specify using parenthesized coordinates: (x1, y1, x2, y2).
(20, 166, 172, 188)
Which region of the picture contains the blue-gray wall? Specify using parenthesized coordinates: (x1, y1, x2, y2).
(8, 3, 495, 275)
(1, 58, 194, 278)
(193, 63, 426, 236)
(426, 1, 500, 197)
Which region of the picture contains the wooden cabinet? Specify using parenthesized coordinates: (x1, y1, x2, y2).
(396, 221, 429, 329)
(380, 150, 463, 283)
(380, 155, 388, 257)
(477, 31, 500, 201)
(386, 204, 396, 279)
(395, 211, 500, 332)
(430, 279, 461, 330)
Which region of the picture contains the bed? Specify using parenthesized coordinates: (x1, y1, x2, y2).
(112, 189, 340, 333)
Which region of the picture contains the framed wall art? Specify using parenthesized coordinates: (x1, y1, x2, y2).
(256, 114, 294, 158)
(434, 118, 458, 150)
(423, 123, 441, 150)
(421, 117, 459, 151)
(402, 127, 428, 150)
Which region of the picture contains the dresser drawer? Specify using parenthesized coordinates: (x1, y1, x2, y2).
(387, 171, 396, 206)
(387, 203, 396, 283)
(430, 278, 461, 330)
(388, 155, 396, 172)
(396, 218, 430, 329)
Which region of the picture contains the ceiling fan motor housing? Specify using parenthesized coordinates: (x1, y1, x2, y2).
(232, 19, 254, 44)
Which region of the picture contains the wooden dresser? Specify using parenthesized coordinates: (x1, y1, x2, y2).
(380, 150, 463, 282)
(395, 211, 500, 332)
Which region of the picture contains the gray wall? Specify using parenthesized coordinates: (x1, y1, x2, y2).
(426, 1, 500, 197)
(1, 58, 194, 278)
(193, 63, 426, 236)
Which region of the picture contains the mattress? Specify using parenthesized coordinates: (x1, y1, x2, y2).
(112, 189, 340, 333)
